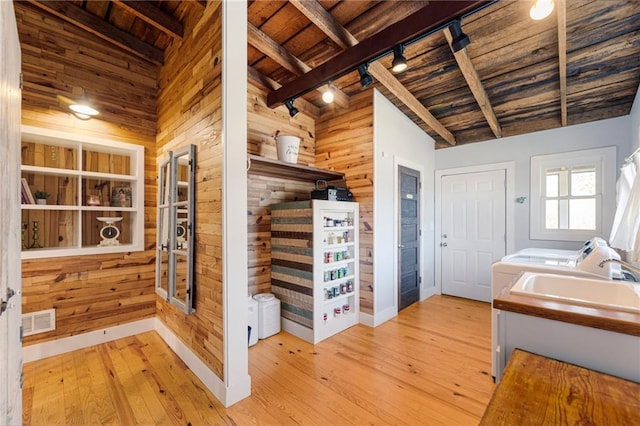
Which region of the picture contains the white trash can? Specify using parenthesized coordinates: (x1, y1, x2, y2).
(253, 293, 281, 339)
(248, 295, 259, 346)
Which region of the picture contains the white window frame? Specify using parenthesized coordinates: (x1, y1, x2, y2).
(530, 146, 616, 242)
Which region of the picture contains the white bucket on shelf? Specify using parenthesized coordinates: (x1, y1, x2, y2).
(275, 135, 300, 164)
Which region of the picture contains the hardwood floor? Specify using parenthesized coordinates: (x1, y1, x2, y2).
(23, 295, 495, 425)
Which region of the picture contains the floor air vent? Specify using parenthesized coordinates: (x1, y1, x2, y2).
(22, 309, 56, 336)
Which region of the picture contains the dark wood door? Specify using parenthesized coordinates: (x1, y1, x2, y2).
(398, 166, 420, 311)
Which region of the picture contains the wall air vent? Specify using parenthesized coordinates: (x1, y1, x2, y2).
(22, 309, 55, 336)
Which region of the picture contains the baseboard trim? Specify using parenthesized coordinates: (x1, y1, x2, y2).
(373, 305, 397, 327)
(281, 317, 314, 343)
(359, 312, 374, 327)
(154, 318, 245, 407)
(420, 287, 438, 301)
(22, 316, 249, 407)
(22, 317, 155, 363)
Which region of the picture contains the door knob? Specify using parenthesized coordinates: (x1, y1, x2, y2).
(398, 244, 405, 248)
(440, 242, 448, 247)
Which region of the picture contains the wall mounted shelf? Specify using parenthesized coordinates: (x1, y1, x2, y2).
(247, 154, 344, 183)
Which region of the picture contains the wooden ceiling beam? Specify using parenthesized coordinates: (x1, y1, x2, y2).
(112, 0, 184, 39)
(248, 23, 349, 109)
(444, 28, 502, 138)
(267, 0, 489, 109)
(25, 0, 164, 65)
(289, 0, 352, 49)
(290, 0, 457, 145)
(368, 62, 456, 145)
(557, 0, 568, 126)
(248, 66, 320, 118)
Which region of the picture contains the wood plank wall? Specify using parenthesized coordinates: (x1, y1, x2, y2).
(248, 175, 315, 296)
(315, 91, 374, 314)
(247, 81, 317, 296)
(15, 3, 159, 345)
(248, 81, 316, 164)
(154, 2, 225, 380)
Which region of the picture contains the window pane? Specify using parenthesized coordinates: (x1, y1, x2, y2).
(545, 200, 558, 229)
(571, 171, 596, 196)
(569, 198, 596, 230)
(546, 174, 558, 197)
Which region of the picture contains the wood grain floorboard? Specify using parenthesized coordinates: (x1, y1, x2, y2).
(23, 295, 495, 425)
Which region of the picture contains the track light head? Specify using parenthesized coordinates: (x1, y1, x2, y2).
(449, 20, 470, 52)
(529, 0, 554, 20)
(358, 64, 374, 88)
(391, 45, 408, 73)
(322, 83, 335, 104)
(284, 98, 299, 117)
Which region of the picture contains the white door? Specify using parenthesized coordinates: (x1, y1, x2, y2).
(440, 170, 506, 302)
(1, 1, 23, 424)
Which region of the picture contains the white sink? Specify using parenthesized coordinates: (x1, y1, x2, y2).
(510, 272, 640, 314)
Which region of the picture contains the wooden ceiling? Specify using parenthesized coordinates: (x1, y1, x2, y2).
(20, 0, 640, 148)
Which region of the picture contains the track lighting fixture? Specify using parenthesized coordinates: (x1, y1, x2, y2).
(357, 64, 373, 88)
(449, 20, 470, 53)
(284, 98, 299, 117)
(69, 91, 99, 120)
(322, 83, 335, 104)
(391, 45, 408, 73)
(529, 0, 554, 20)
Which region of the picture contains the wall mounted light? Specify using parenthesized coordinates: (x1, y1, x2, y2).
(529, 0, 554, 20)
(322, 83, 335, 104)
(69, 91, 99, 120)
(449, 20, 470, 52)
(284, 98, 299, 117)
(391, 45, 408, 73)
(357, 64, 374, 88)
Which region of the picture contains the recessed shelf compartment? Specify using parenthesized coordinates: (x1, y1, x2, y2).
(20, 125, 144, 259)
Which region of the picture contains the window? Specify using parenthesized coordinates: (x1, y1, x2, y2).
(530, 147, 616, 241)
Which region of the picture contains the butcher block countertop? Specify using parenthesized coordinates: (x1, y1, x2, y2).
(480, 349, 640, 425)
(493, 290, 640, 337)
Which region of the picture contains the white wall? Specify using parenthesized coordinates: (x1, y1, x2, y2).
(435, 116, 634, 251)
(373, 89, 435, 325)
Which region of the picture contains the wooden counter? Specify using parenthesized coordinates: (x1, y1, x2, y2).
(494, 290, 640, 337)
(481, 349, 640, 425)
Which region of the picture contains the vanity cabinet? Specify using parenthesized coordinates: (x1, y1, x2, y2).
(20, 125, 144, 259)
(496, 305, 640, 383)
(271, 200, 359, 343)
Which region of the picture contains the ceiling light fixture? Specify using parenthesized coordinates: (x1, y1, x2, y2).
(69, 92, 99, 120)
(449, 20, 470, 52)
(284, 98, 299, 117)
(358, 64, 374, 88)
(529, 0, 554, 20)
(322, 83, 335, 104)
(391, 45, 408, 73)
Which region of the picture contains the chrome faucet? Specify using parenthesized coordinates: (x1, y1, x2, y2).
(598, 258, 640, 281)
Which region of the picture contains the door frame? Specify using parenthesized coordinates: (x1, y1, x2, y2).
(434, 162, 515, 296)
(393, 157, 425, 312)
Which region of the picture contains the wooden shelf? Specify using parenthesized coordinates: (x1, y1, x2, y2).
(247, 154, 344, 183)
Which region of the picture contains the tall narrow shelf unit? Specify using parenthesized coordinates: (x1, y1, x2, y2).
(271, 200, 359, 343)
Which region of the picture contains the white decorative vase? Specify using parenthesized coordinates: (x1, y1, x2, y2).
(275, 135, 300, 164)
(36, 199, 46, 205)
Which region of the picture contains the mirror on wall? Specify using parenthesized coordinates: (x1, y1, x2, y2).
(155, 144, 195, 314)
